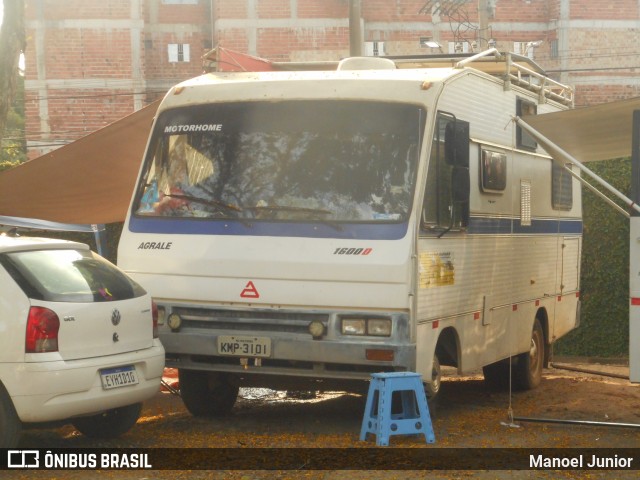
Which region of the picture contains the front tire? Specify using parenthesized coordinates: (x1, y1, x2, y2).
(72, 403, 142, 439)
(179, 370, 239, 417)
(514, 318, 545, 390)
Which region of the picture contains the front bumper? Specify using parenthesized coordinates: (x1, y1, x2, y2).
(159, 306, 415, 383)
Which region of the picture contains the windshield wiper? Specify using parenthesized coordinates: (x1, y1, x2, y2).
(165, 193, 243, 213)
(247, 205, 343, 231)
(164, 193, 254, 227)
(247, 205, 332, 215)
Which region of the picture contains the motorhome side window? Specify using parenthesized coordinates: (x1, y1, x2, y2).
(134, 100, 424, 223)
(480, 149, 507, 192)
(552, 161, 573, 210)
(516, 98, 537, 151)
(422, 112, 470, 231)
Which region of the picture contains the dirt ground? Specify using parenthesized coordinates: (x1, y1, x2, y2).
(7, 358, 640, 479)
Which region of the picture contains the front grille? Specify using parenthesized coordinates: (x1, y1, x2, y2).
(172, 306, 329, 334)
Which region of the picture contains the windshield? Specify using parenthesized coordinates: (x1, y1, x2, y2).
(134, 100, 424, 223)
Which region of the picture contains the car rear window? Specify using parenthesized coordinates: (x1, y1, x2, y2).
(0, 248, 146, 303)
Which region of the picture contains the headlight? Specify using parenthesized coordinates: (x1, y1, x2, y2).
(342, 318, 366, 335)
(167, 313, 182, 331)
(308, 320, 325, 338)
(341, 318, 392, 336)
(367, 318, 391, 336)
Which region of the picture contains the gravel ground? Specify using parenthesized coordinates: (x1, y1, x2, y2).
(5, 359, 640, 479)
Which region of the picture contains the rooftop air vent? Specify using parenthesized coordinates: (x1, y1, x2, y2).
(337, 57, 396, 71)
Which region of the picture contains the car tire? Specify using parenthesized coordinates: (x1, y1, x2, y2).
(0, 385, 21, 448)
(71, 402, 142, 439)
(179, 369, 239, 417)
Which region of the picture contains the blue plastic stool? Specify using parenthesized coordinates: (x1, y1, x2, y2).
(359, 372, 435, 446)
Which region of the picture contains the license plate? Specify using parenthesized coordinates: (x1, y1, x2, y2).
(218, 335, 272, 358)
(100, 365, 139, 390)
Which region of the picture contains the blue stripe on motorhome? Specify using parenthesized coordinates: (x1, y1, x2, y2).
(128, 215, 582, 239)
(128, 215, 410, 240)
(468, 216, 583, 235)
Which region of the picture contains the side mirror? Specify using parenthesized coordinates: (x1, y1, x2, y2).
(452, 166, 470, 204)
(445, 121, 470, 167)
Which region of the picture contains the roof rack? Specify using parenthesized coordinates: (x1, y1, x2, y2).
(203, 47, 573, 107)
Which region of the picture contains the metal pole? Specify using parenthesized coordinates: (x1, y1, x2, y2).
(478, 0, 489, 49)
(630, 111, 640, 383)
(514, 417, 640, 429)
(550, 362, 628, 380)
(349, 0, 363, 56)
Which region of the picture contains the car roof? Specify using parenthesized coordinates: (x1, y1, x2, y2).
(0, 234, 89, 254)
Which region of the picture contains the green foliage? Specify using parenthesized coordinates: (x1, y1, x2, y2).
(555, 158, 630, 357)
(0, 76, 26, 165)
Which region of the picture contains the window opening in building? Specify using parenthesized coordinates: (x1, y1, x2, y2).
(168, 44, 191, 63)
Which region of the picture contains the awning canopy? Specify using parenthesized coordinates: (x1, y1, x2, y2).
(0, 100, 159, 225)
(522, 96, 640, 163)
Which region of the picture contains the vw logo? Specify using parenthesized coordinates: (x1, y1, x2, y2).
(111, 309, 121, 326)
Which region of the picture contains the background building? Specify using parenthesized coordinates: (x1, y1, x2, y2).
(23, 0, 640, 158)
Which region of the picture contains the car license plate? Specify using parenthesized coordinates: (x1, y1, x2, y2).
(218, 335, 271, 357)
(100, 365, 139, 390)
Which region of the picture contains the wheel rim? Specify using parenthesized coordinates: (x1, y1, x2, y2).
(430, 356, 441, 393)
(529, 328, 543, 374)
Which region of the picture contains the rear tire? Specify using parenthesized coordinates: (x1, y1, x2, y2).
(0, 386, 21, 448)
(72, 403, 142, 439)
(514, 318, 545, 390)
(179, 370, 239, 417)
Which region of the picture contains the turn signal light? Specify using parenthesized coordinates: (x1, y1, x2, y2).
(366, 349, 394, 361)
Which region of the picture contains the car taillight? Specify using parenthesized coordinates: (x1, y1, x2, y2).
(26, 307, 60, 353)
(152, 300, 159, 338)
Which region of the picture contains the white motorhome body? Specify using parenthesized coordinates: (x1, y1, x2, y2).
(119, 51, 580, 415)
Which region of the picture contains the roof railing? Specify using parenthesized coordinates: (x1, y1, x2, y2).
(204, 46, 574, 107)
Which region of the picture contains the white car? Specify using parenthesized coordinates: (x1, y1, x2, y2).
(0, 234, 165, 446)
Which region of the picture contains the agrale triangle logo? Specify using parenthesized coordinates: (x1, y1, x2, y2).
(240, 281, 260, 298)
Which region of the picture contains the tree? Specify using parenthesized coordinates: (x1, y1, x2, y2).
(0, 74, 25, 169)
(0, 0, 25, 149)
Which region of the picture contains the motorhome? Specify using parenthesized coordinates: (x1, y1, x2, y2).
(118, 49, 581, 416)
